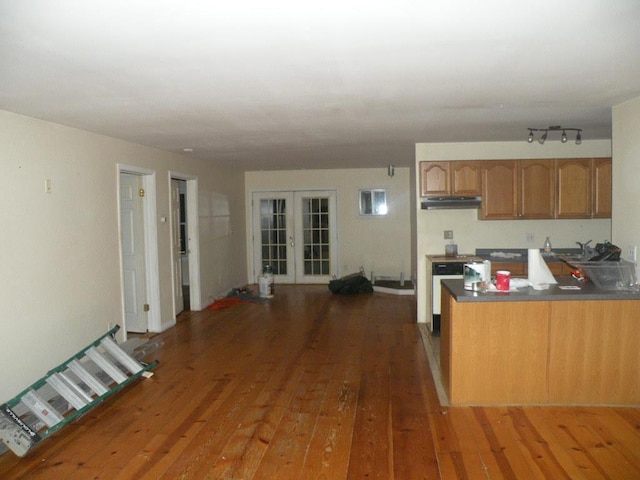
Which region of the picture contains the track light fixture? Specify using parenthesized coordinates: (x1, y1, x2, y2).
(527, 126, 582, 145)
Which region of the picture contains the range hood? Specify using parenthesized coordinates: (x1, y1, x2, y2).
(421, 196, 482, 210)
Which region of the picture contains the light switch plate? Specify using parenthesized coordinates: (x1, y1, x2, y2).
(444, 230, 453, 240)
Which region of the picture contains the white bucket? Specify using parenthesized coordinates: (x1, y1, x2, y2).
(258, 273, 274, 298)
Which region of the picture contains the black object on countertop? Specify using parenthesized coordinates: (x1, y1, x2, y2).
(590, 242, 621, 261)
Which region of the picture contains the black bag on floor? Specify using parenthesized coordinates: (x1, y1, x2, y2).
(328, 272, 373, 295)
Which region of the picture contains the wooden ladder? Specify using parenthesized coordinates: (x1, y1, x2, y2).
(0, 325, 158, 457)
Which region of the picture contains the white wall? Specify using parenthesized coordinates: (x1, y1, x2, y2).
(0, 110, 246, 398)
(415, 140, 613, 323)
(245, 168, 412, 283)
(612, 96, 640, 271)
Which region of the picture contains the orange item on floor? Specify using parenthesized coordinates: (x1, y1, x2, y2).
(208, 297, 245, 310)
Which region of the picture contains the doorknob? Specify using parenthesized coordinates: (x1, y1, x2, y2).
(289, 236, 295, 247)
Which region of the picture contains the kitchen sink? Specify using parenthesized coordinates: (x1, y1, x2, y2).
(555, 253, 587, 262)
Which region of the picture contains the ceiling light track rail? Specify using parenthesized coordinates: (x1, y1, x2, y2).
(527, 125, 582, 145)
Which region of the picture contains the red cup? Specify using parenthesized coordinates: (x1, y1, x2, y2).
(496, 270, 511, 291)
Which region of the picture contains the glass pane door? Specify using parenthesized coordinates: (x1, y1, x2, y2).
(260, 198, 288, 275)
(301, 197, 330, 276)
(294, 191, 337, 284)
(252, 190, 337, 284)
(253, 192, 295, 283)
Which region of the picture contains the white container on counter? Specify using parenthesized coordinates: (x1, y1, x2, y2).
(464, 261, 490, 290)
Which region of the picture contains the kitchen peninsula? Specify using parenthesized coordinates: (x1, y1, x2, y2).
(440, 278, 640, 406)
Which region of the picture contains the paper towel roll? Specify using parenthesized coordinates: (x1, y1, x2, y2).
(528, 248, 557, 287)
(483, 260, 491, 283)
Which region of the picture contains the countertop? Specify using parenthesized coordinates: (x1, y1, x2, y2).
(442, 278, 640, 302)
(426, 254, 483, 263)
(474, 248, 581, 264)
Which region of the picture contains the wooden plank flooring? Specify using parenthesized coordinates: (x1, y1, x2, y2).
(1, 285, 640, 479)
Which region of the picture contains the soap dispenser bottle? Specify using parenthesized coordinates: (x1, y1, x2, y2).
(543, 236, 552, 253)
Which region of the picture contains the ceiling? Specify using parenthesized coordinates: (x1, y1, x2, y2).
(2, 1, 640, 171)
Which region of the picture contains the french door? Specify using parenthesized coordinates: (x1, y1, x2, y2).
(252, 190, 337, 284)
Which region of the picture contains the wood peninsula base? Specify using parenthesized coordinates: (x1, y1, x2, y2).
(440, 281, 640, 406)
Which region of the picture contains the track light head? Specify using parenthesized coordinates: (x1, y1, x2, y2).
(561, 130, 567, 143)
(528, 130, 534, 143)
(538, 132, 547, 144)
(575, 131, 582, 145)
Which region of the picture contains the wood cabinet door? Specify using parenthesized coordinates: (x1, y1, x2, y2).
(420, 162, 450, 196)
(546, 262, 573, 276)
(446, 299, 549, 405)
(489, 261, 570, 277)
(592, 157, 612, 218)
(451, 161, 481, 196)
(479, 160, 518, 219)
(490, 262, 526, 276)
(519, 159, 555, 219)
(548, 300, 640, 404)
(556, 158, 592, 218)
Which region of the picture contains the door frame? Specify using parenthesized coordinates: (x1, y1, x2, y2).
(170, 178, 184, 315)
(168, 171, 202, 313)
(251, 189, 338, 284)
(117, 164, 162, 335)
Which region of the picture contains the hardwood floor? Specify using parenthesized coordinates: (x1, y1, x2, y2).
(1, 285, 640, 479)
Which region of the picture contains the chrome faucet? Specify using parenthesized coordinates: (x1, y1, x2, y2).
(576, 240, 591, 252)
(576, 240, 594, 259)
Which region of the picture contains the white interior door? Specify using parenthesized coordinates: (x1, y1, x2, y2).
(252, 192, 295, 283)
(294, 191, 337, 284)
(170, 178, 184, 315)
(252, 190, 337, 284)
(119, 173, 147, 333)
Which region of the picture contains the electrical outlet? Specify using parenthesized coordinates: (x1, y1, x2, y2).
(628, 245, 637, 262)
(526, 233, 535, 243)
(444, 230, 453, 240)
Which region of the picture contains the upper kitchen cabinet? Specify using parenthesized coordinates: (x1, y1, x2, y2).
(556, 158, 592, 218)
(481, 159, 554, 220)
(518, 159, 555, 219)
(479, 157, 611, 220)
(420, 162, 449, 196)
(420, 161, 481, 197)
(451, 161, 481, 195)
(421, 157, 611, 220)
(479, 160, 518, 219)
(592, 157, 612, 218)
